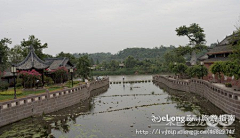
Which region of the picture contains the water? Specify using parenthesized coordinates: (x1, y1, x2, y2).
(0, 75, 236, 138)
(108, 75, 152, 82)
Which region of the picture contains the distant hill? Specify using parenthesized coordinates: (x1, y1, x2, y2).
(73, 45, 176, 63)
(113, 46, 175, 60)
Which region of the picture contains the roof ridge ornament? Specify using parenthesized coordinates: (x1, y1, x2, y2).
(29, 45, 35, 52)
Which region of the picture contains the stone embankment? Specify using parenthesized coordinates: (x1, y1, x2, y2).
(153, 75, 240, 119)
(0, 78, 109, 127)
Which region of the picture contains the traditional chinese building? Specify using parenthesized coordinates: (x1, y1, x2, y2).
(14, 46, 49, 85)
(1, 46, 74, 85)
(201, 33, 239, 81)
(45, 57, 74, 71)
(203, 35, 234, 68)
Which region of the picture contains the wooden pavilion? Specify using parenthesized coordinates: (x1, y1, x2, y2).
(14, 46, 49, 86)
(8, 46, 75, 86)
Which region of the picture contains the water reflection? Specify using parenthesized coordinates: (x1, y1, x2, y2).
(154, 81, 239, 138)
(0, 78, 238, 138)
(0, 86, 109, 138)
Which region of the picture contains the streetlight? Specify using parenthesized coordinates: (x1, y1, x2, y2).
(200, 61, 204, 79)
(70, 67, 74, 87)
(11, 65, 17, 99)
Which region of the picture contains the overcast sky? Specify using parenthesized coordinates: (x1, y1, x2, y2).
(1, 0, 239, 55)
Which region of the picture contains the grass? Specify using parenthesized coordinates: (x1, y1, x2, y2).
(0, 90, 23, 95)
(64, 80, 83, 88)
(0, 86, 63, 102)
(0, 80, 86, 102)
(0, 82, 82, 102)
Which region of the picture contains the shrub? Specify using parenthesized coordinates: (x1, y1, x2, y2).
(0, 91, 22, 95)
(51, 67, 68, 83)
(49, 80, 54, 85)
(18, 69, 41, 88)
(210, 61, 224, 82)
(45, 76, 54, 86)
(171, 63, 188, 78)
(17, 78, 23, 84)
(65, 80, 79, 87)
(0, 81, 9, 92)
(187, 65, 208, 79)
(16, 83, 22, 88)
(225, 83, 232, 87)
(16, 78, 23, 88)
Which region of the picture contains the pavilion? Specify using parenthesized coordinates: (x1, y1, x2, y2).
(2, 46, 74, 86)
(14, 46, 49, 85)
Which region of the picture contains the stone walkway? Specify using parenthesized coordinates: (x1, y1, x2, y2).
(212, 82, 240, 93)
(164, 75, 239, 94)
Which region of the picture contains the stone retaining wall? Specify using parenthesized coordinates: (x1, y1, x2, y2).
(0, 78, 109, 127)
(153, 75, 240, 120)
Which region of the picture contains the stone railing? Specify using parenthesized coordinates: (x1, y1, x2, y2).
(0, 77, 109, 127)
(153, 75, 240, 120)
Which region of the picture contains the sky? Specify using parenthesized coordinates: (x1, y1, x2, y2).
(0, 0, 240, 55)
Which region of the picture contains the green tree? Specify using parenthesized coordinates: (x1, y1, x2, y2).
(90, 57, 95, 66)
(210, 61, 224, 82)
(141, 59, 152, 72)
(109, 60, 119, 71)
(51, 67, 68, 83)
(171, 63, 188, 78)
(8, 45, 24, 64)
(164, 51, 185, 66)
(221, 61, 240, 81)
(220, 61, 240, 86)
(0, 38, 11, 72)
(175, 23, 207, 65)
(101, 61, 108, 70)
(56, 52, 77, 64)
(125, 56, 137, 68)
(21, 35, 48, 59)
(96, 59, 100, 65)
(187, 65, 208, 79)
(76, 55, 90, 81)
(229, 28, 240, 64)
(222, 61, 234, 77)
(231, 64, 240, 80)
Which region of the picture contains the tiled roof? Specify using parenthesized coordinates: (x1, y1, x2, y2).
(45, 57, 73, 70)
(203, 57, 229, 63)
(207, 33, 239, 54)
(2, 68, 13, 77)
(218, 35, 232, 46)
(207, 45, 232, 54)
(198, 54, 208, 61)
(15, 46, 49, 70)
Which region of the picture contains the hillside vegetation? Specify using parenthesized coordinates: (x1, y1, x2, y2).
(73, 45, 176, 63)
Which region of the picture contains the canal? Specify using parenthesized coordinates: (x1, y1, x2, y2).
(0, 75, 236, 138)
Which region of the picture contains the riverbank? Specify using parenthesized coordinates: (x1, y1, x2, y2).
(92, 68, 169, 76)
(153, 75, 240, 120)
(92, 69, 171, 76)
(0, 78, 109, 127)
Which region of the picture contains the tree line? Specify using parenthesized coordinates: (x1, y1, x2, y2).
(0, 35, 91, 81)
(1, 21, 239, 78)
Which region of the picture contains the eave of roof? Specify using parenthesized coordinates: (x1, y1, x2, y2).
(207, 51, 233, 55)
(44, 57, 74, 70)
(203, 57, 229, 63)
(15, 46, 49, 70)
